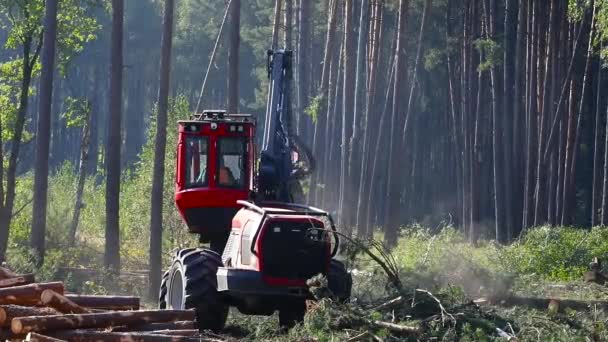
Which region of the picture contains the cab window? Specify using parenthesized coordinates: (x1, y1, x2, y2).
(217, 137, 246, 188)
(185, 136, 208, 188)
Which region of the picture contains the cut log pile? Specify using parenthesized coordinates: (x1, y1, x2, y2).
(0, 267, 204, 342)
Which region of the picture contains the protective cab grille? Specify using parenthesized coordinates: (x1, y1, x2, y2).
(260, 221, 328, 280)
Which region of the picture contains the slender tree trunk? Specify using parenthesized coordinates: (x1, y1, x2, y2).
(271, 0, 283, 50)
(339, 0, 356, 230)
(87, 67, 101, 176)
(402, 0, 431, 143)
(523, 0, 537, 230)
(149, 0, 175, 299)
(68, 105, 92, 247)
(602, 99, 608, 225)
(592, 52, 604, 226)
(105, 0, 124, 272)
(351, 0, 370, 235)
(309, 0, 338, 205)
(297, 0, 311, 139)
(227, 0, 240, 113)
(284, 0, 292, 49)
(321, 41, 343, 209)
(534, 0, 557, 227)
(512, 0, 527, 236)
(356, 0, 382, 235)
(384, 0, 408, 245)
(563, 1, 596, 226)
(482, 0, 505, 241)
(31, 0, 59, 264)
(0, 30, 42, 261)
(503, 0, 517, 240)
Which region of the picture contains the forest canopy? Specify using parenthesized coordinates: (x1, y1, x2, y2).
(0, 0, 607, 295)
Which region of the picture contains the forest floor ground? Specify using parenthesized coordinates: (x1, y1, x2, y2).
(9, 226, 608, 341)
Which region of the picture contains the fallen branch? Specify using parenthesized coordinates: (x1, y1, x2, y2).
(346, 331, 370, 342)
(483, 295, 608, 312)
(12, 309, 196, 334)
(372, 296, 405, 311)
(370, 320, 421, 335)
(312, 229, 403, 291)
(415, 289, 456, 324)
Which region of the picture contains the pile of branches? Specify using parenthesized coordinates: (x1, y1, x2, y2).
(305, 234, 518, 341)
(0, 266, 218, 342)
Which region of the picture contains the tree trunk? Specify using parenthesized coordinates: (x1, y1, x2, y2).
(602, 99, 608, 225)
(309, 0, 339, 205)
(503, 0, 517, 240)
(356, 0, 383, 235)
(0, 282, 64, 306)
(271, 0, 283, 50)
(105, 0, 124, 272)
(63, 294, 139, 311)
(227, 0, 240, 113)
(297, 0, 311, 138)
(339, 0, 356, 231)
(111, 321, 194, 332)
(68, 104, 92, 247)
(11, 310, 195, 335)
(40, 290, 92, 314)
(149, 0, 175, 299)
(523, 0, 538, 230)
(0, 274, 35, 288)
(384, 0, 409, 244)
(351, 0, 370, 235)
(0, 306, 59, 327)
(563, 1, 596, 226)
(0, 30, 42, 261)
(31, 0, 59, 264)
(49, 330, 198, 342)
(592, 52, 604, 226)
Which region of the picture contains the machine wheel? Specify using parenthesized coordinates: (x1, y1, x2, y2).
(164, 248, 228, 332)
(278, 300, 306, 328)
(327, 259, 352, 303)
(158, 270, 169, 309)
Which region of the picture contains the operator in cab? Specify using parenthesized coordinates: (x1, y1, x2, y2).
(218, 166, 236, 187)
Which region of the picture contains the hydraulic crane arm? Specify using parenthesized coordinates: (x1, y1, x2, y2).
(257, 50, 313, 202)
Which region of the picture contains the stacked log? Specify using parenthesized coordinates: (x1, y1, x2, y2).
(0, 269, 202, 342)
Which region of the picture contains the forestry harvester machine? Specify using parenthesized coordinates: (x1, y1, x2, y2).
(159, 50, 352, 330)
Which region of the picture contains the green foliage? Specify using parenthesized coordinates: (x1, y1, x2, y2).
(0, 0, 100, 70)
(568, 0, 586, 22)
(305, 95, 323, 124)
(474, 38, 502, 72)
(505, 226, 608, 281)
(596, 0, 608, 60)
(423, 47, 444, 71)
(61, 97, 90, 128)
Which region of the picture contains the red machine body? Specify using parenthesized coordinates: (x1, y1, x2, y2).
(174, 111, 255, 242)
(216, 200, 337, 315)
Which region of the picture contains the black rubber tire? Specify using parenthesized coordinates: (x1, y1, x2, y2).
(158, 270, 169, 309)
(164, 248, 228, 332)
(327, 259, 352, 303)
(278, 300, 306, 328)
